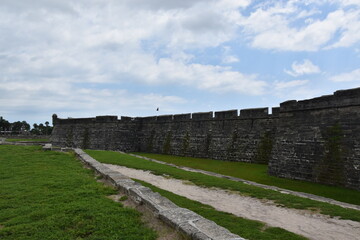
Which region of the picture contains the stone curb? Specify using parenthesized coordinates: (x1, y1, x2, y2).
(1, 141, 46, 146)
(128, 153, 360, 211)
(0, 138, 51, 146)
(74, 148, 245, 240)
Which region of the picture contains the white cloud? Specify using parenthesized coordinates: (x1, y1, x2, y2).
(273, 80, 320, 102)
(327, 9, 360, 48)
(1, 0, 358, 124)
(274, 79, 309, 90)
(0, 0, 262, 87)
(250, 10, 344, 51)
(285, 59, 321, 77)
(0, 79, 187, 121)
(329, 68, 360, 82)
(286, 87, 322, 100)
(122, 0, 208, 10)
(337, 0, 360, 7)
(128, 57, 266, 95)
(222, 55, 240, 64)
(221, 46, 240, 64)
(0, 0, 269, 124)
(238, 1, 360, 51)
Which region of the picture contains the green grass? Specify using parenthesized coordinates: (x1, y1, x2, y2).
(133, 152, 360, 206)
(86, 150, 360, 222)
(5, 138, 49, 142)
(136, 179, 307, 240)
(0, 145, 156, 240)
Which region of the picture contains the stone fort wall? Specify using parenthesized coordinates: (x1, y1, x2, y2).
(51, 88, 360, 190)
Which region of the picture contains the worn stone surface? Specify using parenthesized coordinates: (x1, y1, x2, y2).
(131, 187, 179, 213)
(191, 218, 244, 240)
(159, 208, 202, 228)
(2, 141, 46, 146)
(53, 88, 360, 190)
(74, 149, 245, 240)
(42, 143, 52, 151)
(269, 88, 360, 190)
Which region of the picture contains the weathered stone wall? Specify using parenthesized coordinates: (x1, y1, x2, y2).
(52, 109, 278, 164)
(137, 109, 277, 163)
(51, 115, 138, 152)
(51, 87, 360, 190)
(269, 88, 360, 190)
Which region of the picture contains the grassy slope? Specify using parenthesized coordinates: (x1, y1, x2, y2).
(133, 152, 360, 206)
(136, 179, 307, 240)
(86, 150, 360, 222)
(0, 145, 156, 240)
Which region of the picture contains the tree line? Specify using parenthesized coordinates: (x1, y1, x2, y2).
(0, 116, 53, 135)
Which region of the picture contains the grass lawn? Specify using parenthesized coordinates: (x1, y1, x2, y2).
(86, 150, 360, 222)
(133, 152, 360, 206)
(0, 145, 156, 240)
(5, 138, 49, 142)
(136, 179, 307, 240)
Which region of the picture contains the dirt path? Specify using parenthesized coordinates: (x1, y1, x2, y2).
(128, 153, 360, 211)
(105, 164, 360, 240)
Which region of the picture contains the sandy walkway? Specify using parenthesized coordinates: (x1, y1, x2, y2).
(105, 164, 360, 240)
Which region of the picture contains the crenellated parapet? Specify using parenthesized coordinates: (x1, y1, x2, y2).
(52, 115, 118, 125)
(240, 108, 268, 118)
(51, 87, 360, 190)
(280, 87, 360, 112)
(174, 113, 191, 121)
(134, 107, 276, 123)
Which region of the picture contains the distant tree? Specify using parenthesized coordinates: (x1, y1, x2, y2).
(22, 121, 30, 131)
(11, 121, 22, 132)
(44, 121, 52, 135)
(10, 120, 31, 133)
(31, 124, 40, 135)
(0, 117, 11, 131)
(0, 117, 52, 135)
(31, 122, 53, 135)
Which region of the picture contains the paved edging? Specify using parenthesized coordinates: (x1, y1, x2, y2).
(74, 149, 245, 240)
(127, 153, 360, 211)
(1, 141, 48, 146)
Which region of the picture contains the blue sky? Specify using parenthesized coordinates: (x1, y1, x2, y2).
(1, 0, 360, 125)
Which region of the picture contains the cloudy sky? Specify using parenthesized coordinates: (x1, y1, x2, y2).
(1, 0, 360, 125)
